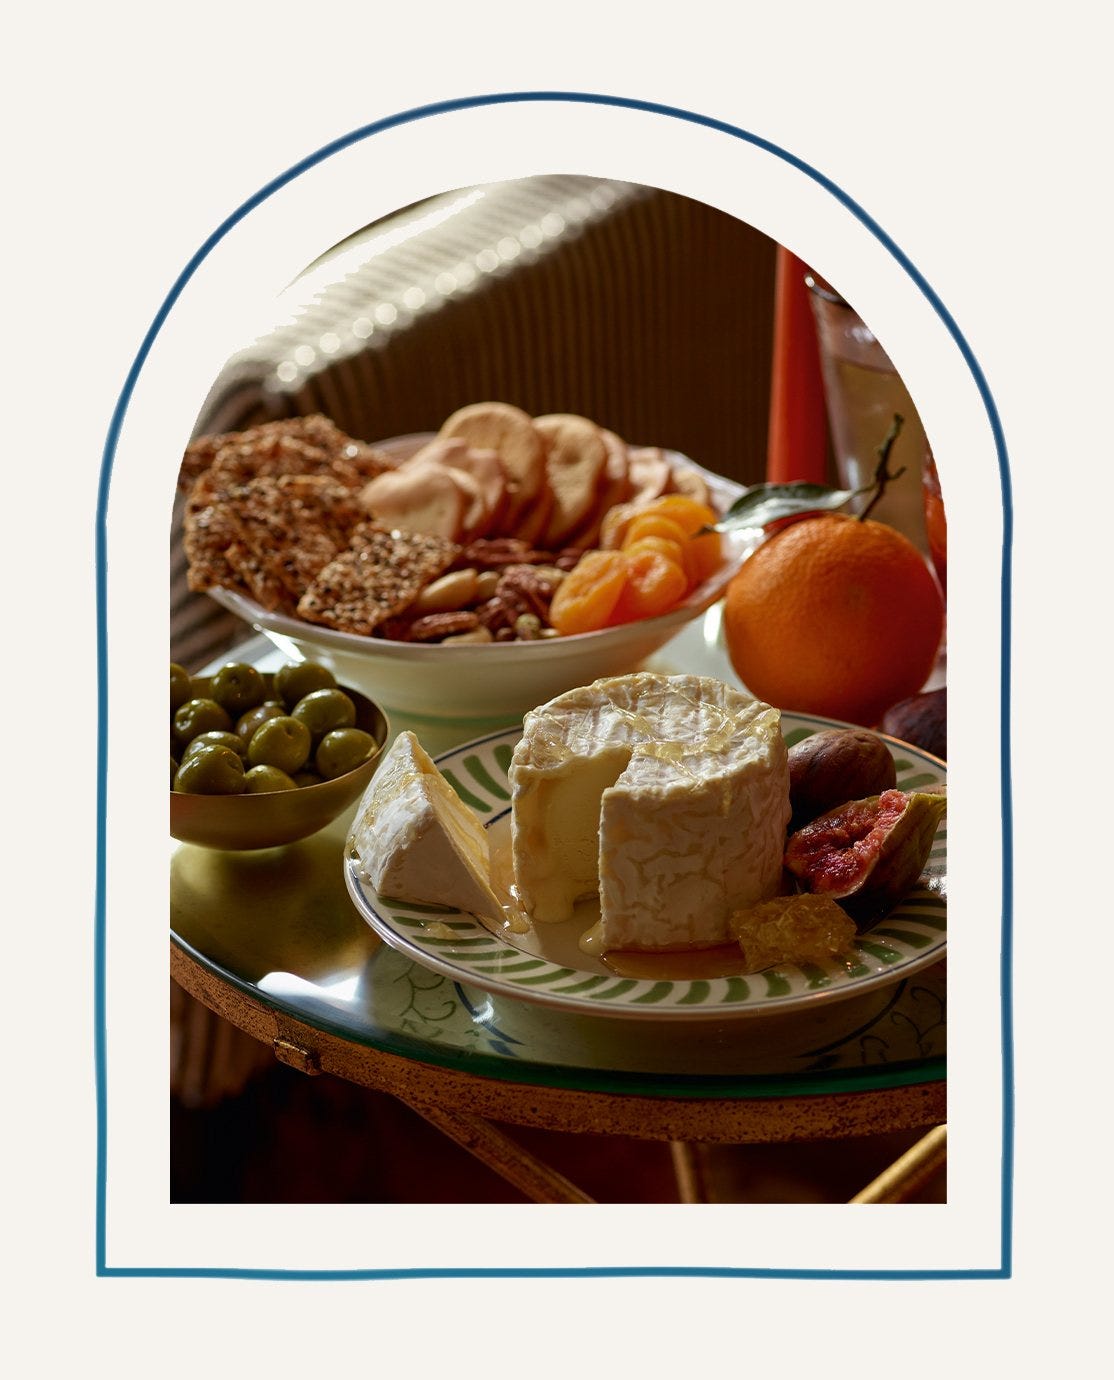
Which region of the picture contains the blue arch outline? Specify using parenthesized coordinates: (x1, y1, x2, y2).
(96, 91, 1012, 1280)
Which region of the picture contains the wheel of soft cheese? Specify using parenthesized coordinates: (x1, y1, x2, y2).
(509, 672, 791, 952)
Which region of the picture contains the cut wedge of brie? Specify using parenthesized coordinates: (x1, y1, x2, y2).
(348, 730, 504, 922)
(509, 673, 791, 952)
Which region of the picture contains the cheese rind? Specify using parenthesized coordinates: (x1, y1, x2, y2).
(509, 673, 790, 951)
(349, 730, 503, 921)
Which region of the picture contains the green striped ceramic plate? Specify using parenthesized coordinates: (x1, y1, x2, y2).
(344, 715, 947, 1021)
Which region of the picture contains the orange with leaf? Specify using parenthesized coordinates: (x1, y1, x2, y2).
(721, 417, 944, 727)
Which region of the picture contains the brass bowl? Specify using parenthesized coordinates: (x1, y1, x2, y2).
(171, 675, 389, 851)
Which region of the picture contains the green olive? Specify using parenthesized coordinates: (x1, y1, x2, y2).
(243, 764, 298, 794)
(274, 660, 336, 709)
(171, 755, 178, 788)
(315, 727, 376, 780)
(173, 697, 233, 748)
(292, 769, 324, 788)
(291, 688, 356, 741)
(209, 662, 266, 716)
(182, 730, 247, 763)
(173, 744, 245, 795)
(170, 663, 192, 713)
(247, 715, 311, 774)
(235, 700, 286, 742)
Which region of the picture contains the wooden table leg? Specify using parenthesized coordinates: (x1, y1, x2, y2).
(670, 1142, 712, 1203)
(401, 1097, 597, 1203)
(849, 1125, 947, 1203)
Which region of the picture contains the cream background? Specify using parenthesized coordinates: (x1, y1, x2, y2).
(4, 0, 1105, 1373)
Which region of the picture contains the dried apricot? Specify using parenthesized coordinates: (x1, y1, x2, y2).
(599, 502, 639, 550)
(607, 548, 687, 624)
(680, 529, 723, 588)
(548, 550, 629, 634)
(647, 494, 719, 535)
(624, 534, 686, 568)
(623, 512, 690, 548)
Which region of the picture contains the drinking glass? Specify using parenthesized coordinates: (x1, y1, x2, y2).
(805, 272, 930, 555)
(922, 444, 947, 601)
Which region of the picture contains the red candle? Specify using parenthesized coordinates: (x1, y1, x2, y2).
(766, 246, 829, 484)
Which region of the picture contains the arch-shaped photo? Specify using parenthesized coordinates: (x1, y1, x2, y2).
(97, 97, 1009, 1279)
(170, 173, 951, 1195)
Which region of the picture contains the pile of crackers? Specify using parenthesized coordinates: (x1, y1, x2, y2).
(180, 404, 712, 641)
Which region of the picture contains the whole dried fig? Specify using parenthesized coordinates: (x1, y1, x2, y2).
(787, 728, 897, 830)
(880, 687, 947, 761)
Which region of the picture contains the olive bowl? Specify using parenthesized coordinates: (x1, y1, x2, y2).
(171, 675, 389, 851)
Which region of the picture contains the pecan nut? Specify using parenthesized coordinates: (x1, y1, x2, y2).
(475, 596, 516, 633)
(376, 613, 418, 641)
(495, 564, 555, 621)
(407, 611, 481, 642)
(458, 537, 555, 569)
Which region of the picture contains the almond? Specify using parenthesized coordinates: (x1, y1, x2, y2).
(412, 567, 480, 613)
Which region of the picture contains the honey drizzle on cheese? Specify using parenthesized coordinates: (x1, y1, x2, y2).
(487, 822, 531, 934)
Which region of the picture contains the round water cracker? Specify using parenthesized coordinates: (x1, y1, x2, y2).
(437, 446, 509, 535)
(439, 402, 546, 531)
(406, 435, 509, 537)
(534, 412, 608, 546)
(357, 463, 468, 541)
(563, 426, 633, 549)
(626, 445, 671, 506)
(443, 465, 489, 541)
(510, 480, 554, 546)
(406, 435, 471, 469)
(667, 463, 712, 508)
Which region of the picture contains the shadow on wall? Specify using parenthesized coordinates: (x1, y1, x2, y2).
(191, 175, 777, 488)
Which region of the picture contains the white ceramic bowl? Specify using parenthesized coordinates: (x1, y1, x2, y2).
(206, 440, 757, 720)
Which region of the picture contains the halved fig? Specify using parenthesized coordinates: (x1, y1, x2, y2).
(784, 788, 946, 922)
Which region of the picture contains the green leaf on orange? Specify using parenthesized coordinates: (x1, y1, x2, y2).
(708, 481, 866, 533)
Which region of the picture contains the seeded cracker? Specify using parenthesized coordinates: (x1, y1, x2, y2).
(180, 414, 391, 500)
(184, 474, 365, 611)
(297, 525, 461, 636)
